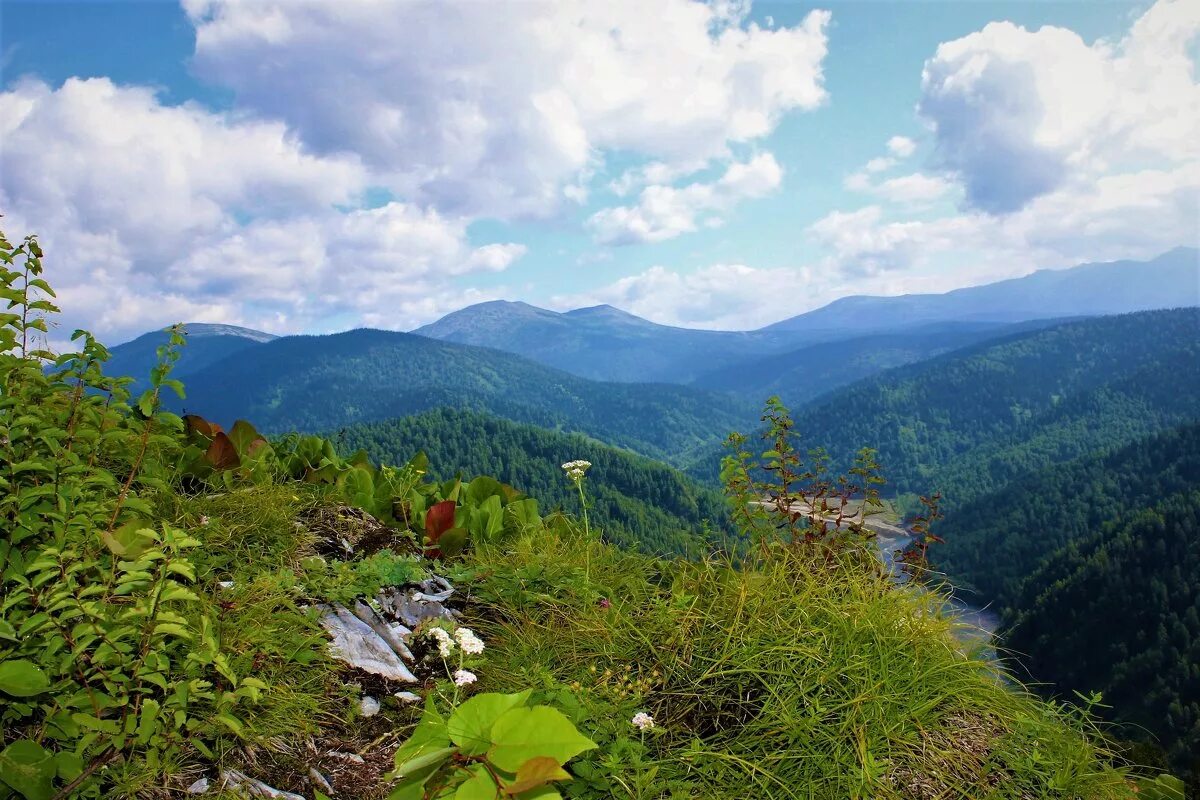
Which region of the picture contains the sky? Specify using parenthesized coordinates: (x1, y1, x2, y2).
(1, 0, 1197, 343)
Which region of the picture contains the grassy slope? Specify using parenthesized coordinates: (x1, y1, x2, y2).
(453, 524, 1133, 799)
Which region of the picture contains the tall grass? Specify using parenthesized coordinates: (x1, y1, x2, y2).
(459, 518, 1133, 799)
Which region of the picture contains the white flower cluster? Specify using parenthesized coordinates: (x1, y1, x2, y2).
(630, 712, 655, 730)
(426, 626, 486, 659)
(561, 459, 592, 482)
(453, 669, 477, 686)
(455, 627, 486, 655)
(427, 627, 455, 658)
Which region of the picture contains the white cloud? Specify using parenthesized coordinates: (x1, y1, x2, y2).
(552, 262, 828, 330)
(184, 0, 830, 217)
(874, 173, 956, 203)
(810, 162, 1199, 281)
(864, 157, 894, 173)
(886, 136, 916, 158)
(0, 78, 525, 341)
(918, 0, 1200, 212)
(588, 153, 782, 244)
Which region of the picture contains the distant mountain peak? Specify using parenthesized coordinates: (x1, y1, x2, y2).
(181, 323, 277, 342)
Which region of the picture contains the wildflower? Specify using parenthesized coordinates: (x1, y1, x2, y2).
(598, 598, 611, 609)
(454, 627, 485, 655)
(198, 515, 210, 526)
(561, 459, 592, 483)
(631, 712, 655, 730)
(427, 627, 455, 658)
(453, 669, 477, 687)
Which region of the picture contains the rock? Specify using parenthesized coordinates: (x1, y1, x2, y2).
(319, 605, 418, 683)
(360, 695, 381, 717)
(187, 776, 210, 794)
(378, 585, 458, 628)
(352, 600, 414, 660)
(394, 691, 422, 704)
(328, 750, 366, 764)
(308, 768, 334, 794)
(220, 769, 306, 800)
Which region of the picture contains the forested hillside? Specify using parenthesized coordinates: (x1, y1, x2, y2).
(688, 310, 1200, 504)
(171, 327, 753, 465)
(1006, 490, 1200, 779)
(936, 423, 1200, 610)
(338, 408, 733, 555)
(690, 318, 1067, 406)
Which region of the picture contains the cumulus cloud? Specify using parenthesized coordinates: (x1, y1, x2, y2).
(886, 136, 916, 158)
(0, 78, 524, 341)
(184, 0, 830, 217)
(588, 153, 782, 244)
(810, 162, 1199, 281)
(918, 0, 1200, 212)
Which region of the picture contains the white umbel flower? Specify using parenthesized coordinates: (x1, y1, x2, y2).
(454, 627, 485, 655)
(453, 669, 477, 686)
(427, 627, 455, 658)
(631, 712, 655, 730)
(561, 459, 592, 482)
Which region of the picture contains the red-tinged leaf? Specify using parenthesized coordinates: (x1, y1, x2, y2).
(424, 500, 457, 556)
(184, 414, 222, 441)
(204, 432, 241, 471)
(245, 437, 270, 457)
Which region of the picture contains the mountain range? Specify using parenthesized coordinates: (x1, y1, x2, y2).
(415, 247, 1198, 386)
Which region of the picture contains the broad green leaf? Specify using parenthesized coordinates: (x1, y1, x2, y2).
(454, 765, 499, 799)
(447, 690, 533, 756)
(0, 660, 50, 697)
(0, 740, 55, 800)
(503, 757, 571, 795)
(487, 706, 597, 773)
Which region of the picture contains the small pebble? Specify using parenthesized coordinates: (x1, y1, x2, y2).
(187, 777, 210, 794)
(360, 696, 380, 717)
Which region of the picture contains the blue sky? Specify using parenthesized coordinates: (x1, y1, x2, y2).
(1, 0, 1196, 341)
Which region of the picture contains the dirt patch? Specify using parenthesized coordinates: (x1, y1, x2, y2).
(883, 710, 1033, 799)
(297, 504, 419, 558)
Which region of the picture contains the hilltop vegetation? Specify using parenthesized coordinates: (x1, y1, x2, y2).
(338, 408, 732, 556)
(0, 228, 1168, 799)
(170, 327, 753, 465)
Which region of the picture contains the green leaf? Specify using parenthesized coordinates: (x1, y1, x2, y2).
(0, 660, 50, 697)
(503, 757, 571, 795)
(100, 520, 156, 559)
(447, 690, 533, 756)
(454, 765, 499, 800)
(438, 527, 469, 558)
(0, 740, 55, 800)
(487, 706, 597, 773)
(393, 747, 454, 779)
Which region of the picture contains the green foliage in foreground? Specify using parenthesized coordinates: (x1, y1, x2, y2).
(338, 409, 732, 557)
